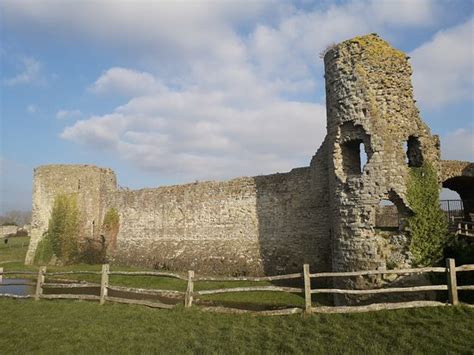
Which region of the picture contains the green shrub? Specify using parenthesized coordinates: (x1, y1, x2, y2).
(444, 237, 474, 302)
(33, 234, 54, 265)
(102, 208, 119, 249)
(79, 239, 107, 264)
(42, 193, 80, 264)
(406, 162, 448, 266)
(444, 237, 474, 266)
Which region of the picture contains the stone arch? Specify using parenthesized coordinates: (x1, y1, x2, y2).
(443, 176, 474, 221)
(441, 161, 474, 221)
(375, 190, 413, 231)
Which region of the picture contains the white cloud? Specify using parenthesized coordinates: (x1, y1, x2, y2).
(56, 109, 81, 120)
(411, 17, 474, 109)
(441, 127, 474, 162)
(2, 1, 441, 80)
(368, 0, 439, 27)
(90, 67, 165, 96)
(1, 0, 267, 76)
(55, 0, 449, 181)
(62, 79, 327, 179)
(3, 57, 42, 86)
(247, 0, 441, 92)
(3, 0, 454, 181)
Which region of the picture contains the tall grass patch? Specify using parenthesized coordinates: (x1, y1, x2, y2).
(407, 162, 448, 266)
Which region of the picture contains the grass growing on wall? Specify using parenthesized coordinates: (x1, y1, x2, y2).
(102, 207, 119, 249)
(406, 162, 448, 266)
(36, 193, 80, 264)
(33, 235, 54, 265)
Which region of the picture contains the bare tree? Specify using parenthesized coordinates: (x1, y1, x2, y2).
(0, 210, 32, 226)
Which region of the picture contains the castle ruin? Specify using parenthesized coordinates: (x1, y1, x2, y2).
(25, 35, 474, 282)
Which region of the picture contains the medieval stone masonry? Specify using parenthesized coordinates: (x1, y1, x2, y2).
(25, 35, 473, 283)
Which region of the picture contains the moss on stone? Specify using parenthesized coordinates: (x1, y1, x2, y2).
(343, 34, 406, 63)
(33, 234, 54, 265)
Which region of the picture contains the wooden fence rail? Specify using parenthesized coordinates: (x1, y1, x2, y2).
(456, 221, 474, 237)
(1, 258, 473, 315)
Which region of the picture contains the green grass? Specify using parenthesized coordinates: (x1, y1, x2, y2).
(1, 298, 473, 354)
(0, 236, 30, 264)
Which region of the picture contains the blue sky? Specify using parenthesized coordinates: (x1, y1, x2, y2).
(0, 0, 473, 213)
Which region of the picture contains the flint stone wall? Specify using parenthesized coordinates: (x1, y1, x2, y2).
(26, 155, 330, 275)
(107, 161, 330, 275)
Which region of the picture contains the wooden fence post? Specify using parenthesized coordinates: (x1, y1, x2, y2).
(303, 264, 312, 314)
(34, 266, 46, 301)
(100, 264, 109, 305)
(446, 258, 458, 306)
(0, 267, 3, 283)
(185, 270, 194, 308)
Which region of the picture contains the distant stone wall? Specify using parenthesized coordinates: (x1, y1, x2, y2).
(107, 166, 330, 276)
(440, 160, 474, 182)
(0, 225, 20, 238)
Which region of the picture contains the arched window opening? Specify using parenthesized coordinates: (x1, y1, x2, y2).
(360, 142, 368, 171)
(375, 200, 398, 231)
(442, 176, 474, 222)
(406, 136, 423, 167)
(441, 188, 461, 200)
(375, 191, 413, 231)
(342, 139, 368, 176)
(402, 142, 408, 164)
(440, 188, 463, 223)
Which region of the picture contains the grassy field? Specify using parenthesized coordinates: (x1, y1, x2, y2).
(1, 298, 473, 354)
(2, 237, 474, 353)
(0, 236, 30, 264)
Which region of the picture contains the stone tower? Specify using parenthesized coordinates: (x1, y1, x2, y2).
(25, 165, 117, 264)
(323, 35, 441, 294)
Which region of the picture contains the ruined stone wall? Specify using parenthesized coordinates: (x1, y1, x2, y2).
(441, 160, 474, 220)
(25, 162, 330, 275)
(25, 165, 117, 264)
(26, 34, 473, 291)
(440, 160, 474, 182)
(323, 35, 441, 299)
(107, 166, 330, 276)
(0, 225, 20, 239)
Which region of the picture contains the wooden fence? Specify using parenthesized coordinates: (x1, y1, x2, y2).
(455, 221, 474, 237)
(1, 259, 473, 315)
